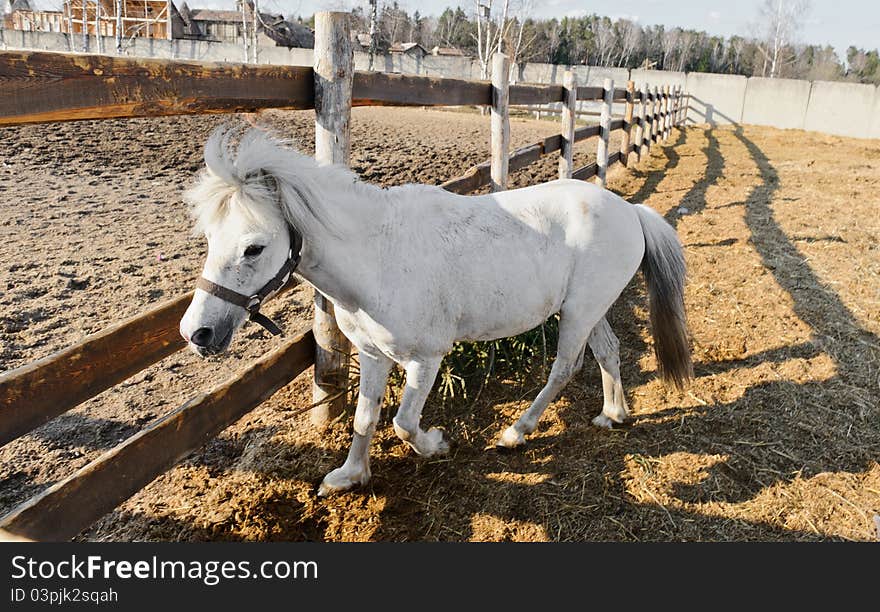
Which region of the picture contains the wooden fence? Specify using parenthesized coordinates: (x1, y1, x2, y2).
(0, 11, 686, 541)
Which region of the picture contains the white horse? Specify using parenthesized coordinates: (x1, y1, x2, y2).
(180, 127, 692, 496)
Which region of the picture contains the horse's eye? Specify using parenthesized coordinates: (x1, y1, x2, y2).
(244, 245, 265, 257)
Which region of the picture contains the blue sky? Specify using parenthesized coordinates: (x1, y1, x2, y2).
(32, 0, 880, 59)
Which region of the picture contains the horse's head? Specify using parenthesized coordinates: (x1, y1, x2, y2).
(180, 128, 297, 357)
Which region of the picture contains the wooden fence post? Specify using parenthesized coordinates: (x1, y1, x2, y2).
(620, 80, 635, 167)
(676, 85, 683, 127)
(670, 85, 678, 127)
(559, 70, 577, 179)
(312, 11, 353, 426)
(677, 86, 684, 126)
(663, 85, 671, 142)
(651, 85, 660, 144)
(596, 77, 613, 187)
(637, 82, 648, 162)
(490, 52, 510, 191)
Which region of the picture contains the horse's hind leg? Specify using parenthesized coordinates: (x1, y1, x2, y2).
(497, 309, 595, 449)
(588, 317, 630, 429)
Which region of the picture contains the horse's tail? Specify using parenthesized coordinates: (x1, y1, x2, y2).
(634, 204, 693, 389)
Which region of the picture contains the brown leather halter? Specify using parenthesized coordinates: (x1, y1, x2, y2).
(195, 224, 302, 336)
(192, 171, 309, 336)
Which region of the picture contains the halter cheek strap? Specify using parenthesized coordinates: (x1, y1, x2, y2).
(195, 224, 303, 336)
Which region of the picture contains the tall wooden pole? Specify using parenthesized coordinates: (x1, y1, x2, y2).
(312, 11, 353, 427)
(94, 0, 101, 54)
(252, 0, 260, 64)
(620, 80, 635, 167)
(558, 70, 577, 179)
(114, 0, 122, 54)
(81, 0, 88, 52)
(239, 0, 249, 63)
(596, 77, 613, 188)
(662, 85, 670, 141)
(490, 52, 510, 192)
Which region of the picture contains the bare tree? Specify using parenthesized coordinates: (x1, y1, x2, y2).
(367, 0, 378, 71)
(472, 0, 508, 79)
(660, 27, 680, 70)
(675, 30, 698, 71)
(591, 17, 615, 66)
(757, 0, 810, 77)
(616, 18, 641, 67)
(509, 0, 538, 68)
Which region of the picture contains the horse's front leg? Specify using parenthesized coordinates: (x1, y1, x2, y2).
(392, 356, 449, 457)
(318, 351, 393, 496)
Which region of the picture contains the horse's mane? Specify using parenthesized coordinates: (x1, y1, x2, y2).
(185, 125, 359, 238)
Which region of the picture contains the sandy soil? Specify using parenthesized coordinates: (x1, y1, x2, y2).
(0, 107, 877, 541)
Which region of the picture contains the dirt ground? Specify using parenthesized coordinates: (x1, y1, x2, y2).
(0, 107, 877, 541)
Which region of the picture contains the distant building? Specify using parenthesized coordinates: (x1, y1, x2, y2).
(3, 0, 65, 32)
(353, 31, 372, 52)
(177, 2, 314, 48)
(389, 42, 427, 57)
(431, 46, 468, 57)
(2, 0, 314, 48)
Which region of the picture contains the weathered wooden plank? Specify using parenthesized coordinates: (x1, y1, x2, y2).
(509, 83, 564, 106)
(572, 162, 598, 181)
(509, 143, 542, 173)
(440, 161, 492, 194)
(0, 328, 316, 542)
(0, 50, 314, 126)
(576, 85, 603, 100)
(542, 133, 563, 155)
(608, 150, 622, 166)
(313, 11, 352, 425)
(574, 124, 601, 142)
(352, 71, 491, 107)
(610, 118, 625, 131)
(0, 294, 190, 448)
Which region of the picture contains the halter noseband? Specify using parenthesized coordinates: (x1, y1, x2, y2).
(194, 173, 305, 337)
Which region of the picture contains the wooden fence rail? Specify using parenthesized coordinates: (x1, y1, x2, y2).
(0, 328, 315, 541)
(0, 13, 687, 540)
(0, 294, 189, 448)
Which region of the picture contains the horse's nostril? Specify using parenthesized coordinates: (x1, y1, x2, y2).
(190, 327, 214, 348)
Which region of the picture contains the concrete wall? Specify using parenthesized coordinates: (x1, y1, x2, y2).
(803, 80, 877, 138)
(685, 72, 747, 125)
(631, 69, 686, 92)
(871, 87, 880, 139)
(3, 29, 879, 139)
(741, 77, 811, 129)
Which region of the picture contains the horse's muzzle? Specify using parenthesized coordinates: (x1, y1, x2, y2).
(186, 324, 234, 358)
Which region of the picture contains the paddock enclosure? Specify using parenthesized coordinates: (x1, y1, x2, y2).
(1, 13, 878, 541)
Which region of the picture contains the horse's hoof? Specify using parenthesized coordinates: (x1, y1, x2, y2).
(419, 427, 449, 457)
(592, 414, 616, 429)
(496, 426, 525, 449)
(317, 466, 369, 497)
